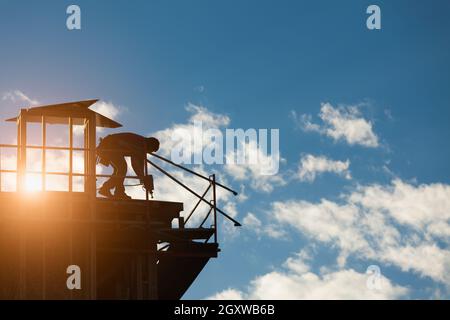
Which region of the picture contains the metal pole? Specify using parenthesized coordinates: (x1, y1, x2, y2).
(149, 152, 238, 196)
(120, 142, 242, 226)
(146, 157, 241, 226)
(212, 174, 218, 244)
(184, 183, 211, 225)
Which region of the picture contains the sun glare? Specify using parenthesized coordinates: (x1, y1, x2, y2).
(25, 174, 42, 192)
(19, 154, 86, 193)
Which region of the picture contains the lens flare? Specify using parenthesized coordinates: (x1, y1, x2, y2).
(25, 174, 42, 192)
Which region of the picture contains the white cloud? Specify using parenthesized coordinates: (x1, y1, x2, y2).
(294, 103, 379, 147)
(297, 154, 351, 182)
(148, 104, 241, 227)
(243, 212, 262, 229)
(75, 101, 124, 135)
(208, 250, 408, 300)
(382, 244, 450, 283)
(283, 249, 312, 274)
(2, 90, 39, 106)
(349, 180, 450, 232)
(153, 103, 284, 193)
(269, 179, 450, 284)
(242, 212, 287, 239)
(186, 103, 230, 128)
(153, 103, 230, 160)
(208, 288, 244, 300)
(224, 137, 285, 193)
(272, 199, 371, 261)
(244, 269, 406, 300)
(91, 101, 122, 120)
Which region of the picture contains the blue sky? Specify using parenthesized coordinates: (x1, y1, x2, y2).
(1, 0, 450, 299)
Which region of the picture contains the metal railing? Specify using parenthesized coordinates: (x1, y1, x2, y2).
(123, 143, 241, 246)
(0, 143, 241, 245)
(146, 154, 241, 246)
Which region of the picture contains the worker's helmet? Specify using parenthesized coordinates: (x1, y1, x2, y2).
(146, 137, 160, 152)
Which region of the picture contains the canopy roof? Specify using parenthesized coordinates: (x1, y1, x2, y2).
(5, 99, 122, 128)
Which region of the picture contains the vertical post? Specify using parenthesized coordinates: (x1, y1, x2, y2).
(144, 149, 149, 201)
(84, 119, 89, 193)
(82, 118, 89, 299)
(41, 116, 46, 298)
(41, 116, 46, 191)
(142, 142, 157, 299)
(16, 115, 20, 191)
(69, 117, 73, 192)
(17, 109, 27, 192)
(41, 200, 46, 300)
(68, 117, 74, 299)
(88, 116, 96, 196)
(212, 174, 218, 244)
(19, 208, 26, 299)
(17, 110, 27, 299)
(87, 116, 97, 299)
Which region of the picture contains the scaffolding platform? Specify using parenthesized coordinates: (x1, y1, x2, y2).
(0, 191, 219, 299)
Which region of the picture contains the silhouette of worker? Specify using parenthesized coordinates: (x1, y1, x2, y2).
(96, 133, 160, 199)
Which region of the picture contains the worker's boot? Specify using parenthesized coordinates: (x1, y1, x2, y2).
(114, 192, 132, 200)
(98, 185, 113, 198)
(113, 185, 132, 200)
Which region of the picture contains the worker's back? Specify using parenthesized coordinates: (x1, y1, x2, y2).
(99, 132, 146, 156)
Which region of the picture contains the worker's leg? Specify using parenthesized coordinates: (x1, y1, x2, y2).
(131, 155, 154, 196)
(99, 152, 116, 197)
(131, 156, 145, 183)
(111, 156, 128, 197)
